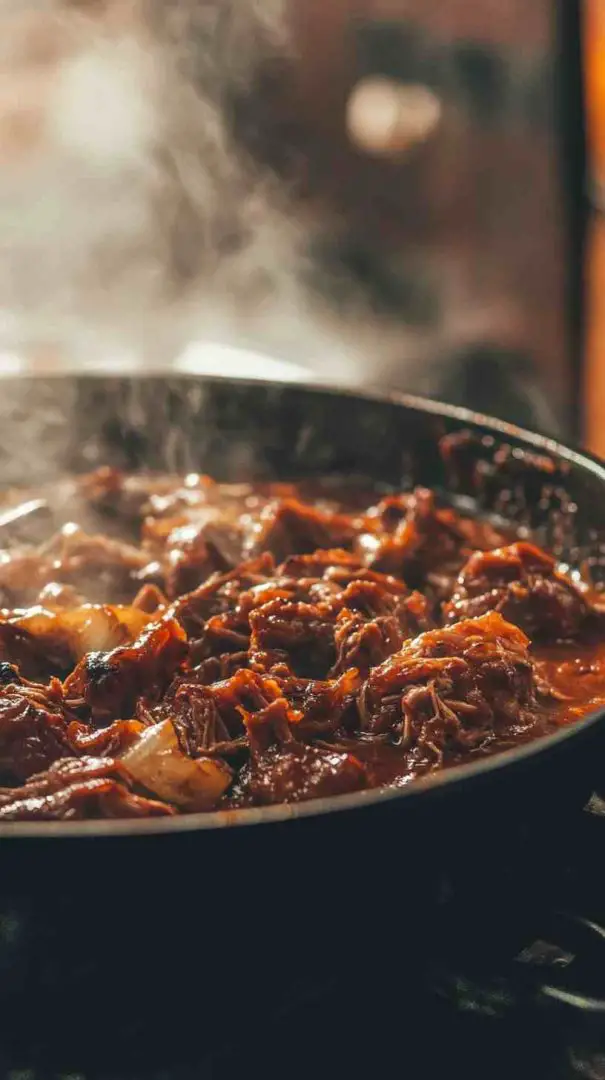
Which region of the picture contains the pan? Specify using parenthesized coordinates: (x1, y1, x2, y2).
(0, 372, 603, 1069)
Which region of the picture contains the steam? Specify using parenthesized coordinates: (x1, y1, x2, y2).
(0, 0, 377, 382)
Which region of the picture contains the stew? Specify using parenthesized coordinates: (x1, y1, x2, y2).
(0, 466, 601, 821)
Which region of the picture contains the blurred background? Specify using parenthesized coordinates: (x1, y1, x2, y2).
(260, 0, 587, 442)
(1, 0, 600, 449)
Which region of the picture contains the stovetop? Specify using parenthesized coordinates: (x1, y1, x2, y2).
(1, 793, 604, 1080)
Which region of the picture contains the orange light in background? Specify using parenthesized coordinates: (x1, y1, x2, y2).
(585, 0, 605, 196)
(583, 2, 605, 456)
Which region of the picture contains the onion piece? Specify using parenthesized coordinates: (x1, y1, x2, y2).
(3, 603, 152, 659)
(121, 719, 233, 810)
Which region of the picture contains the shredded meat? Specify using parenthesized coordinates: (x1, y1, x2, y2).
(244, 497, 357, 562)
(235, 697, 366, 806)
(0, 677, 74, 782)
(357, 488, 467, 588)
(444, 542, 604, 642)
(0, 467, 599, 821)
(358, 612, 548, 770)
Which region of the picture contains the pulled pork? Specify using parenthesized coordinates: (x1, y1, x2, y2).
(0, 467, 597, 821)
(358, 612, 546, 772)
(444, 542, 605, 641)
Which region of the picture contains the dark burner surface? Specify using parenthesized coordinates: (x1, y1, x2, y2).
(1, 793, 605, 1080)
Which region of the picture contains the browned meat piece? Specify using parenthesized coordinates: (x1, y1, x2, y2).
(77, 467, 154, 532)
(277, 555, 421, 608)
(358, 488, 506, 595)
(359, 488, 467, 588)
(158, 680, 247, 758)
(332, 607, 409, 678)
(0, 756, 174, 821)
(249, 598, 337, 678)
(64, 615, 187, 720)
(194, 651, 251, 684)
(337, 577, 426, 619)
(247, 569, 431, 682)
(164, 520, 243, 597)
(139, 476, 268, 597)
(0, 526, 150, 608)
(45, 526, 151, 603)
(145, 668, 282, 753)
(358, 612, 546, 769)
(142, 496, 246, 598)
(444, 542, 602, 642)
(171, 554, 275, 637)
(276, 549, 362, 580)
(180, 551, 433, 686)
(187, 669, 283, 742)
(237, 697, 366, 806)
(244, 498, 356, 562)
(274, 668, 361, 737)
(330, 580, 430, 677)
(171, 555, 278, 668)
(0, 678, 74, 781)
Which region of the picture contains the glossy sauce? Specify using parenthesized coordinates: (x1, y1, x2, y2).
(0, 469, 601, 821)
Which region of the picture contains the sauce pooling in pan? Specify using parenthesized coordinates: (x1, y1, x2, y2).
(0, 468, 602, 821)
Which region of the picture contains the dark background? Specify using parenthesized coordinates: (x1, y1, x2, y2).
(251, 0, 587, 438)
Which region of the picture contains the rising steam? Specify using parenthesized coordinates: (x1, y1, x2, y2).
(0, 0, 386, 382)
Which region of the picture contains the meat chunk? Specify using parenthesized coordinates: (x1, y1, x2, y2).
(444, 542, 601, 642)
(0, 757, 174, 821)
(358, 612, 546, 769)
(244, 498, 356, 562)
(249, 598, 337, 678)
(358, 488, 506, 595)
(64, 616, 187, 720)
(274, 668, 361, 737)
(171, 555, 275, 637)
(174, 547, 430, 682)
(277, 549, 361, 580)
(0, 526, 150, 608)
(357, 488, 467, 588)
(247, 568, 431, 682)
(39, 525, 150, 604)
(150, 668, 284, 753)
(163, 520, 243, 597)
(237, 697, 366, 806)
(0, 677, 73, 782)
(330, 577, 431, 674)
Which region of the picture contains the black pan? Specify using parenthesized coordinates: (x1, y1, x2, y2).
(0, 373, 604, 1070)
